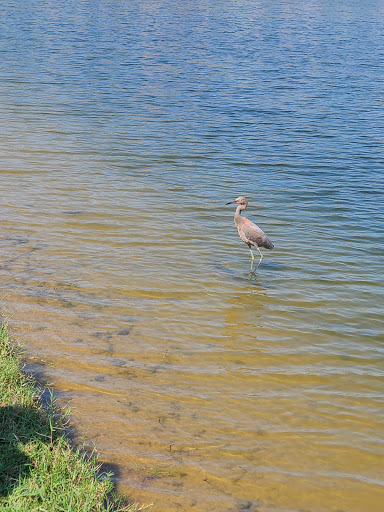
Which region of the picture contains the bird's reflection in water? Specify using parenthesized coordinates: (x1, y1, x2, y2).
(213, 257, 279, 290)
(249, 269, 261, 285)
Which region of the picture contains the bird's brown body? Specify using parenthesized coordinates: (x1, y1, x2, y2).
(234, 207, 274, 250)
(226, 196, 273, 270)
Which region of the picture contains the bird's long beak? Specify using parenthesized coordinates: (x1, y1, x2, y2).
(226, 200, 236, 205)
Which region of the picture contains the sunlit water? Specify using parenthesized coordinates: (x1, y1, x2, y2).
(1, 1, 384, 511)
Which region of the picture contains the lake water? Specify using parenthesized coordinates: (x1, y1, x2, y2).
(1, 1, 384, 511)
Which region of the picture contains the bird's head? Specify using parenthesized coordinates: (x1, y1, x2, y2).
(226, 196, 248, 207)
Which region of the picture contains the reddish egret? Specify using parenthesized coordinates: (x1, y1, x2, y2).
(226, 196, 274, 271)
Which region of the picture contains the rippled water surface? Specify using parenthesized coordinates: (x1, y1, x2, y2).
(1, 1, 384, 511)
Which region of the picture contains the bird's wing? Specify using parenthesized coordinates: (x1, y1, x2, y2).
(241, 219, 274, 249)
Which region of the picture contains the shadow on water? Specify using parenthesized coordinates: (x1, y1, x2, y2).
(0, 362, 127, 506)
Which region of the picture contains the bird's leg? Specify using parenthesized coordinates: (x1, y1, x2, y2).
(255, 246, 263, 269)
(249, 248, 255, 271)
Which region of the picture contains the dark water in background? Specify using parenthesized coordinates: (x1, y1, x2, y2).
(0, 1, 383, 511)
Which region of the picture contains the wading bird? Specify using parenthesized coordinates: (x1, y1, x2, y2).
(226, 196, 274, 271)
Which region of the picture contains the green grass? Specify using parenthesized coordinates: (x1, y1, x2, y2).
(0, 322, 149, 512)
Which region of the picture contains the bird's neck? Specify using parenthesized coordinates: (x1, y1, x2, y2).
(234, 205, 244, 223)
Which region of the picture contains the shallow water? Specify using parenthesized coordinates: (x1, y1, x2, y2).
(1, 1, 384, 511)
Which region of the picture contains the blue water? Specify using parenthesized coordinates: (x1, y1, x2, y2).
(0, 1, 383, 511)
